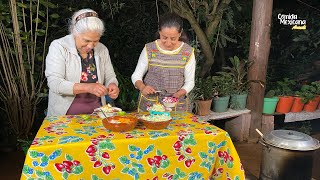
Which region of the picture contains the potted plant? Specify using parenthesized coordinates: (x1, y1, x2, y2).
(223, 56, 252, 110)
(298, 83, 319, 112)
(292, 85, 315, 113)
(291, 93, 306, 113)
(311, 81, 320, 109)
(263, 90, 279, 114)
(192, 76, 214, 116)
(275, 78, 296, 113)
(211, 72, 234, 112)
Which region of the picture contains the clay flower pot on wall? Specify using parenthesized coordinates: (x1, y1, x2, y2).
(192, 76, 214, 116)
(274, 78, 296, 113)
(196, 99, 213, 116)
(303, 96, 320, 112)
(276, 96, 294, 113)
(296, 83, 319, 112)
(290, 97, 305, 113)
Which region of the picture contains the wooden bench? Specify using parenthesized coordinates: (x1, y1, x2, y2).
(198, 109, 251, 142)
(261, 109, 320, 136)
(197, 109, 320, 142)
(284, 109, 320, 123)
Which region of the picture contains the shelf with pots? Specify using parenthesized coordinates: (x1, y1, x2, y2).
(263, 81, 320, 123)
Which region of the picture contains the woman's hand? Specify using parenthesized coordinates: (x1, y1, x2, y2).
(173, 89, 187, 98)
(108, 83, 119, 99)
(73, 82, 109, 97)
(135, 80, 156, 96)
(141, 85, 156, 96)
(86, 83, 109, 97)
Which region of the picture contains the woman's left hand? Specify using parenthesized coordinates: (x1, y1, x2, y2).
(173, 89, 187, 98)
(108, 83, 120, 99)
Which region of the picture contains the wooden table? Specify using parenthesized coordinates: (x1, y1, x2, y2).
(21, 112, 245, 180)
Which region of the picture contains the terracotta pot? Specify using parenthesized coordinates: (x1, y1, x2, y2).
(276, 96, 294, 113)
(303, 96, 320, 112)
(290, 97, 305, 113)
(196, 99, 213, 116)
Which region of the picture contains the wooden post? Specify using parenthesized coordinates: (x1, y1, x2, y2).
(247, 0, 273, 138)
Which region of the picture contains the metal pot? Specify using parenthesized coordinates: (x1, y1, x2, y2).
(259, 130, 320, 180)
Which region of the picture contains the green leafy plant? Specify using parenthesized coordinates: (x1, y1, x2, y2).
(212, 72, 234, 97)
(275, 78, 296, 96)
(223, 56, 253, 95)
(193, 76, 214, 101)
(114, 69, 139, 111)
(265, 90, 276, 98)
(295, 85, 317, 103)
(17, 139, 33, 155)
(311, 81, 320, 94)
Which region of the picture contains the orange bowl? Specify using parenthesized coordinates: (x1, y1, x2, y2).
(139, 119, 172, 130)
(102, 115, 138, 132)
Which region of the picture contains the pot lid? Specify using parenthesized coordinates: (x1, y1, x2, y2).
(263, 130, 320, 151)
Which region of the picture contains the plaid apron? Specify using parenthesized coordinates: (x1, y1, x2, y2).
(137, 41, 193, 112)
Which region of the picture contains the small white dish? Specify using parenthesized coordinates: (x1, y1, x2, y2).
(162, 102, 177, 108)
(94, 107, 122, 119)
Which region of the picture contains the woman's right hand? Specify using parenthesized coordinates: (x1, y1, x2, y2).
(141, 85, 156, 96)
(87, 83, 109, 97)
(135, 80, 156, 96)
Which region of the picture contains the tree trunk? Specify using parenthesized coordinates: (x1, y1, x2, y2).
(247, 0, 273, 138)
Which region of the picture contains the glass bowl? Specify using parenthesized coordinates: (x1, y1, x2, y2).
(102, 115, 138, 132)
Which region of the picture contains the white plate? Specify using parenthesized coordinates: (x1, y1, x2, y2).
(94, 107, 122, 112)
(94, 107, 122, 118)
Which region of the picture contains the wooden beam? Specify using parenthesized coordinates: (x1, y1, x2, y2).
(247, 0, 273, 138)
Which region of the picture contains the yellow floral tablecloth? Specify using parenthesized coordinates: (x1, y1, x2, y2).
(21, 112, 245, 180)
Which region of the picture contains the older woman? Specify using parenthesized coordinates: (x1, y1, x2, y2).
(45, 9, 119, 116)
(131, 12, 196, 112)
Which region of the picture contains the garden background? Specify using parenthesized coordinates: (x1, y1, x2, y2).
(0, 0, 319, 148)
